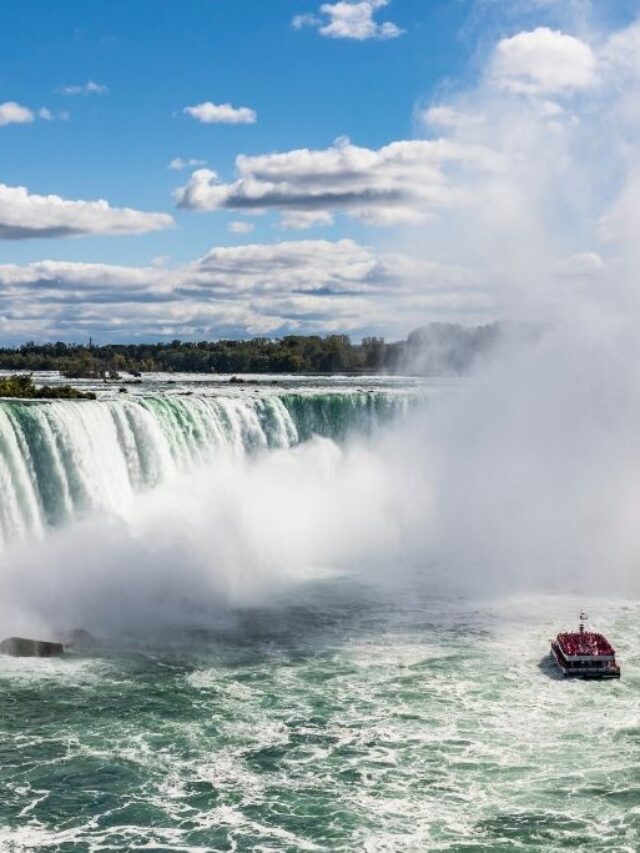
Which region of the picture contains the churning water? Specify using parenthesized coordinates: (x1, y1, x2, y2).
(0, 375, 637, 852)
(1, 588, 637, 852)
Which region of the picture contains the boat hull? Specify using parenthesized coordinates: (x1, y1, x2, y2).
(550, 643, 620, 679)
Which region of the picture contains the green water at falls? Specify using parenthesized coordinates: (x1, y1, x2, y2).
(0, 392, 408, 546)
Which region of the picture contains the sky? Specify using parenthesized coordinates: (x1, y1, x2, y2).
(0, 0, 639, 343)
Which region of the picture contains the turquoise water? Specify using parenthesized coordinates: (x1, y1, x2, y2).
(0, 380, 415, 547)
(0, 377, 638, 851)
(0, 586, 638, 852)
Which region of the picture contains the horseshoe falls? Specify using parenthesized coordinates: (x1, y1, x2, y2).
(0, 387, 409, 548)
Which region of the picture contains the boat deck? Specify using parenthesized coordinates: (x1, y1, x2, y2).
(557, 631, 614, 658)
(550, 643, 620, 679)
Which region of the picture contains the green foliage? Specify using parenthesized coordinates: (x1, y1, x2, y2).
(0, 374, 96, 400)
(0, 324, 500, 377)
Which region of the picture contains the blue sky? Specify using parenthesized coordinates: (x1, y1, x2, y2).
(0, 0, 473, 265)
(0, 0, 639, 342)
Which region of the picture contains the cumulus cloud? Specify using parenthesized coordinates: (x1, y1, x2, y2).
(0, 102, 34, 127)
(184, 101, 257, 124)
(0, 240, 490, 341)
(228, 220, 255, 234)
(189, 239, 377, 293)
(490, 27, 597, 94)
(0, 184, 174, 240)
(168, 157, 207, 171)
(280, 210, 334, 229)
(293, 0, 403, 40)
(421, 105, 485, 131)
(0, 259, 163, 289)
(174, 138, 501, 227)
(58, 80, 109, 96)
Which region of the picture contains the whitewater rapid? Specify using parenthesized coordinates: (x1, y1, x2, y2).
(0, 386, 411, 548)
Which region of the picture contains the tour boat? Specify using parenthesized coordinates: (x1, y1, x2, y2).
(550, 613, 620, 679)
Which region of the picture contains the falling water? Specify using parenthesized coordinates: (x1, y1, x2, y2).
(0, 390, 410, 547)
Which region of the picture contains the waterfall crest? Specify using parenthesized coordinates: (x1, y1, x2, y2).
(0, 391, 408, 547)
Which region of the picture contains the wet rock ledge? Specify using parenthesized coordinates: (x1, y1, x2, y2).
(0, 637, 64, 657)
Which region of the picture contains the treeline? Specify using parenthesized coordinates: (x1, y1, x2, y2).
(0, 323, 501, 377)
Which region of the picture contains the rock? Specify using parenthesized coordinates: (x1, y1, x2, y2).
(0, 637, 64, 657)
(58, 628, 97, 650)
(228, 376, 246, 384)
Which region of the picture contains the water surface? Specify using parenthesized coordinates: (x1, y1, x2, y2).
(1, 588, 636, 851)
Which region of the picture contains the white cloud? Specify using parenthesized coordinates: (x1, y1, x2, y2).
(228, 220, 255, 234)
(36, 107, 69, 122)
(190, 239, 376, 293)
(174, 138, 501, 227)
(0, 241, 490, 341)
(0, 102, 68, 127)
(292, 13, 322, 29)
(281, 210, 334, 229)
(184, 101, 257, 125)
(422, 105, 485, 131)
(0, 102, 34, 127)
(491, 27, 597, 94)
(0, 184, 174, 240)
(168, 157, 207, 171)
(58, 80, 109, 96)
(0, 260, 161, 289)
(293, 0, 403, 40)
(151, 255, 171, 268)
(354, 206, 428, 226)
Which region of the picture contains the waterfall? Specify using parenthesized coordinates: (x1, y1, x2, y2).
(0, 391, 409, 548)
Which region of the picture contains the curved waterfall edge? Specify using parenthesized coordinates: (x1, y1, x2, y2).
(0, 391, 414, 547)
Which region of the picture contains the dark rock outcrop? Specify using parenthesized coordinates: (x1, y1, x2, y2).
(1, 636, 64, 657)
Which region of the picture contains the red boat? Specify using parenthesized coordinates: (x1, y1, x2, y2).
(550, 613, 620, 679)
